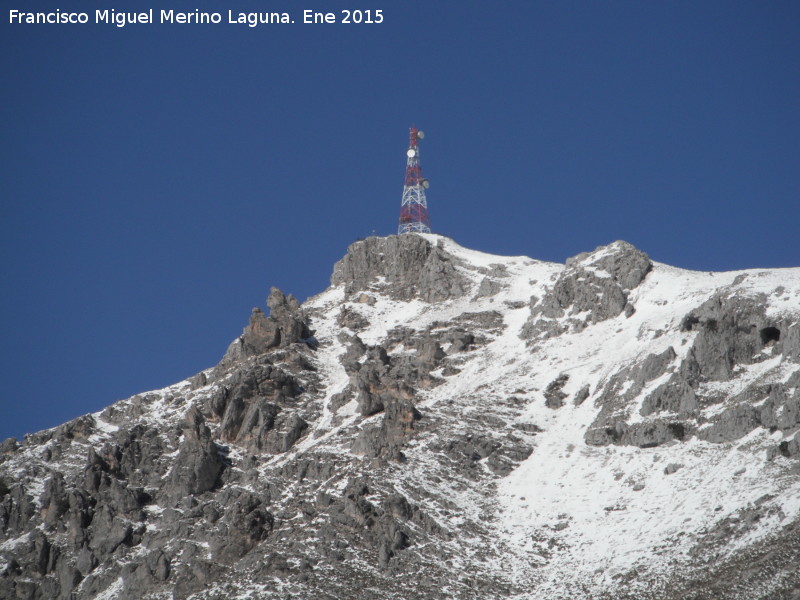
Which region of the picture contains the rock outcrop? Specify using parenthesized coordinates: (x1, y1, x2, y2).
(222, 287, 314, 363)
(586, 286, 800, 450)
(331, 235, 471, 302)
(522, 241, 652, 340)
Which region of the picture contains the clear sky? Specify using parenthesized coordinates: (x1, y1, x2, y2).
(1, 1, 798, 441)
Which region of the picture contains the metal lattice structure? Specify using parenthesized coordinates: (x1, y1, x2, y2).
(398, 126, 431, 234)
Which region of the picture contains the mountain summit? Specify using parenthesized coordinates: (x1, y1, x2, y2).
(2, 234, 799, 599)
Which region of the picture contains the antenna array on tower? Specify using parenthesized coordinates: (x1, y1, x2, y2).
(398, 126, 431, 234)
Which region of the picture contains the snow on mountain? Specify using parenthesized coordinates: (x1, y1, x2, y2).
(1, 234, 799, 600)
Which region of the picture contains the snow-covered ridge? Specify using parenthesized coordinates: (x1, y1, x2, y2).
(2, 234, 799, 600)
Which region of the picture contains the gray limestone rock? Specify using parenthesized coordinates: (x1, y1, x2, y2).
(337, 306, 370, 331)
(168, 407, 224, 498)
(784, 322, 800, 362)
(769, 432, 800, 460)
(573, 384, 591, 406)
(522, 241, 652, 340)
(544, 374, 569, 409)
(586, 419, 689, 448)
(0, 482, 35, 534)
(680, 292, 783, 383)
(640, 375, 697, 417)
(210, 491, 273, 563)
(222, 287, 314, 363)
(0, 438, 18, 460)
(587, 347, 684, 445)
(215, 361, 303, 453)
(474, 276, 508, 299)
(352, 398, 422, 461)
(331, 235, 471, 302)
(566, 240, 652, 290)
(40, 472, 69, 529)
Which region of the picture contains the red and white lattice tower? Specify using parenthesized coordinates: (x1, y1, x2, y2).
(398, 126, 431, 234)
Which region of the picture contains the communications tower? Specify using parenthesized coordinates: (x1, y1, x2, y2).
(398, 126, 431, 234)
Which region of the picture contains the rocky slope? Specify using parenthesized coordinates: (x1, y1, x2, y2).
(2, 234, 799, 600)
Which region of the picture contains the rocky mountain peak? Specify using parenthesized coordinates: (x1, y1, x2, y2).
(330, 234, 471, 302)
(565, 239, 653, 290)
(2, 235, 799, 600)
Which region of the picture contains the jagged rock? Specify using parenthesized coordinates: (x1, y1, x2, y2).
(146, 549, 170, 581)
(474, 276, 508, 299)
(167, 407, 224, 498)
(435, 430, 532, 478)
(699, 403, 762, 444)
(189, 371, 207, 390)
(339, 333, 367, 367)
(586, 419, 689, 448)
(640, 375, 697, 417)
(680, 293, 780, 382)
(104, 425, 168, 489)
(573, 385, 591, 406)
(216, 362, 301, 451)
(66, 489, 93, 547)
(567, 241, 652, 290)
(53, 415, 96, 443)
(41, 472, 69, 529)
(89, 504, 132, 557)
(587, 347, 684, 443)
(211, 491, 273, 562)
(544, 374, 569, 409)
(784, 322, 800, 361)
(0, 483, 35, 534)
(0, 438, 18, 460)
(767, 432, 800, 460)
(259, 412, 308, 454)
(383, 494, 413, 520)
(223, 287, 313, 362)
(329, 389, 353, 413)
(350, 345, 415, 418)
(443, 329, 475, 353)
(337, 306, 370, 330)
(232, 398, 281, 446)
(352, 398, 422, 460)
(331, 235, 471, 302)
(522, 241, 652, 340)
(76, 544, 97, 576)
(225, 398, 308, 454)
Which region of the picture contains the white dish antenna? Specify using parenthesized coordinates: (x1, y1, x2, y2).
(421, 179, 430, 189)
(407, 149, 416, 158)
(416, 130, 425, 140)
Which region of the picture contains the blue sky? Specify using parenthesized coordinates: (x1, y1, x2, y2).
(1, 1, 798, 441)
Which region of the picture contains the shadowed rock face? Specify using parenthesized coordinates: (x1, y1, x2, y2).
(168, 407, 224, 498)
(330, 235, 471, 302)
(1, 236, 799, 600)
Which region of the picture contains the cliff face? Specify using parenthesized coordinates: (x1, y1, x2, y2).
(2, 234, 799, 600)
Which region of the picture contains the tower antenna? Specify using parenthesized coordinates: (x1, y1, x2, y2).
(398, 126, 431, 234)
